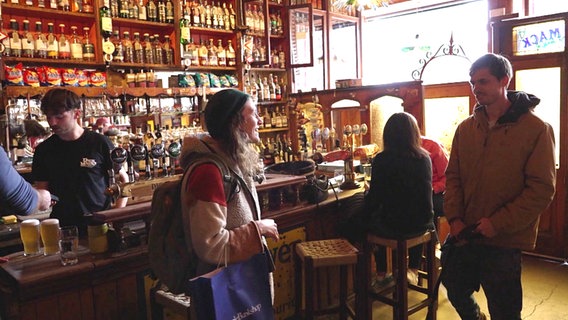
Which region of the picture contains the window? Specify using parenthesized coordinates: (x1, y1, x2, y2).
(361, 0, 488, 85)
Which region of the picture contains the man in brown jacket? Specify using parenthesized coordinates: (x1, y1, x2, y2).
(442, 53, 556, 320)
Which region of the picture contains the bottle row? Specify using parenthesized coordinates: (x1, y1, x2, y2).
(242, 35, 286, 66)
(180, 0, 237, 31)
(101, 0, 175, 23)
(1, 20, 95, 61)
(107, 30, 175, 65)
(244, 4, 284, 36)
(3, 0, 94, 13)
(258, 134, 294, 166)
(258, 105, 288, 129)
(243, 72, 286, 102)
(181, 38, 236, 67)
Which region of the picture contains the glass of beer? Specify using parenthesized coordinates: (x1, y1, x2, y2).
(59, 226, 79, 266)
(20, 219, 41, 256)
(40, 219, 60, 255)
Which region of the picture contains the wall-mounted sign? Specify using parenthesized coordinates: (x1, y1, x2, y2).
(513, 20, 565, 56)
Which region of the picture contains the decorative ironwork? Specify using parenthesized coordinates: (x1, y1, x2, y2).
(332, 0, 389, 11)
(412, 33, 470, 80)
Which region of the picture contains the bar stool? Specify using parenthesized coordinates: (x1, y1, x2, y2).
(363, 230, 438, 320)
(294, 238, 362, 320)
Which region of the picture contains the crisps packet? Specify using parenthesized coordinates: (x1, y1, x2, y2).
(4, 63, 25, 86)
(39, 66, 62, 86)
(76, 69, 90, 87)
(23, 68, 40, 87)
(89, 71, 107, 87)
(60, 68, 78, 87)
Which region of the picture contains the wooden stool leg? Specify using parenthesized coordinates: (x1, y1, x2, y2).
(339, 265, 348, 320)
(295, 252, 302, 317)
(305, 257, 315, 320)
(363, 238, 373, 319)
(427, 236, 438, 320)
(396, 240, 409, 320)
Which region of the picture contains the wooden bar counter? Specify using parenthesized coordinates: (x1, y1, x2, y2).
(0, 173, 365, 320)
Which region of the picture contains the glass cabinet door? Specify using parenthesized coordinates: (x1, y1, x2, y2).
(328, 14, 359, 88)
(288, 4, 314, 67)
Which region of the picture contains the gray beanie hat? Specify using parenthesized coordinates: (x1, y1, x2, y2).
(204, 89, 249, 139)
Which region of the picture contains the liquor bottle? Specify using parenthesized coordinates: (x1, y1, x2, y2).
(1, 19, 11, 57)
(157, 0, 166, 23)
(137, 0, 147, 20)
(82, 27, 95, 61)
(46, 23, 58, 59)
(50, 0, 58, 9)
(245, 4, 253, 31)
(278, 46, 285, 68)
(187, 38, 198, 66)
(281, 106, 288, 128)
(57, 24, 71, 59)
(147, 0, 157, 21)
(71, 0, 81, 12)
(226, 39, 236, 66)
(274, 75, 282, 100)
(229, 3, 236, 30)
(119, 0, 129, 18)
(112, 30, 124, 62)
(133, 32, 144, 63)
(152, 34, 163, 64)
(143, 33, 154, 64)
(258, 5, 265, 34)
(222, 2, 230, 31)
(129, 0, 138, 19)
(165, 0, 174, 23)
(99, 2, 113, 39)
(38, 0, 46, 8)
(70, 26, 84, 60)
(21, 20, 34, 58)
(192, 0, 201, 27)
(82, 0, 94, 13)
(256, 74, 264, 101)
(270, 107, 278, 128)
(263, 77, 270, 102)
(58, 0, 70, 11)
(216, 39, 226, 66)
(270, 48, 279, 68)
(216, 2, 224, 30)
(211, 1, 218, 29)
(111, 0, 120, 18)
(207, 38, 218, 66)
(198, 38, 208, 66)
(268, 74, 276, 101)
(163, 34, 173, 65)
(180, 3, 191, 46)
(122, 31, 134, 63)
(204, 0, 211, 28)
(263, 108, 271, 128)
(199, 0, 206, 28)
(9, 19, 21, 58)
(34, 22, 48, 59)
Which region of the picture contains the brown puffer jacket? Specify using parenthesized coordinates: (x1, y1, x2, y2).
(444, 91, 556, 251)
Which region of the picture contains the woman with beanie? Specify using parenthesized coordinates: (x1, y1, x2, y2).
(179, 89, 279, 279)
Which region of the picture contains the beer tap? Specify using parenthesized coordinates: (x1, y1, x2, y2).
(150, 143, 165, 179)
(106, 146, 129, 202)
(126, 144, 135, 183)
(166, 140, 182, 176)
(130, 143, 148, 180)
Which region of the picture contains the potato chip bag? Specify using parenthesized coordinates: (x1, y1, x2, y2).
(4, 63, 24, 86)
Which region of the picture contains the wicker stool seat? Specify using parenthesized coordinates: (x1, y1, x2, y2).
(295, 238, 361, 320)
(363, 230, 438, 320)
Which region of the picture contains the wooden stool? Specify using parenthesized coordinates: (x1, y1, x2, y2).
(295, 238, 361, 320)
(363, 230, 438, 320)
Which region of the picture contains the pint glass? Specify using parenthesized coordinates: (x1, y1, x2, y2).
(40, 219, 60, 255)
(20, 219, 41, 256)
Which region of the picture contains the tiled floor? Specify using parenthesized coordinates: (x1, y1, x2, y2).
(370, 254, 568, 319)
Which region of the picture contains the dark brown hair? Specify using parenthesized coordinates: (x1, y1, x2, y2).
(40, 88, 82, 115)
(383, 112, 428, 159)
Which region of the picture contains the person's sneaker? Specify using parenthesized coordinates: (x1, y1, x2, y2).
(407, 268, 419, 286)
(371, 273, 394, 293)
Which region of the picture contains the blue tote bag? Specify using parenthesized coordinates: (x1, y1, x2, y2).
(189, 251, 274, 320)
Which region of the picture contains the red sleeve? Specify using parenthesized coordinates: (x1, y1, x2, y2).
(185, 163, 227, 206)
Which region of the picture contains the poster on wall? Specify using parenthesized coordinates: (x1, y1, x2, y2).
(266, 227, 306, 319)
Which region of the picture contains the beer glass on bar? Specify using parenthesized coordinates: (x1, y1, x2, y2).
(40, 218, 60, 255)
(20, 219, 41, 256)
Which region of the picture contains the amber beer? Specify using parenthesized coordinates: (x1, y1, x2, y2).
(20, 219, 41, 256)
(40, 218, 60, 255)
